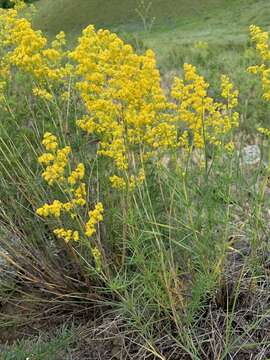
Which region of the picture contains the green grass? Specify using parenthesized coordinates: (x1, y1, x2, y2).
(32, 0, 270, 57)
(0, 325, 77, 359)
(32, 0, 236, 36)
(145, 0, 270, 61)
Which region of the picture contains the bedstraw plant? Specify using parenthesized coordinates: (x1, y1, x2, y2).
(1, 2, 270, 358)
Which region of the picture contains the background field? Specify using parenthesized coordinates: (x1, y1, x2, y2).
(32, 0, 270, 58)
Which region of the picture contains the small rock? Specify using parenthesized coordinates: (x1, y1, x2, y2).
(242, 144, 261, 165)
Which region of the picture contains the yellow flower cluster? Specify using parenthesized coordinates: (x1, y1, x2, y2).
(53, 228, 79, 243)
(32, 87, 53, 101)
(69, 26, 176, 174)
(109, 168, 145, 190)
(38, 133, 71, 185)
(37, 133, 104, 244)
(36, 200, 62, 218)
(257, 127, 270, 137)
(68, 163, 85, 185)
(249, 25, 270, 62)
(171, 64, 239, 148)
(41, 152, 69, 184)
(221, 74, 239, 110)
(68, 26, 238, 190)
(0, 7, 238, 193)
(109, 175, 126, 190)
(72, 183, 87, 206)
(0, 10, 54, 79)
(0, 2, 71, 105)
(37, 133, 86, 202)
(41, 132, 58, 151)
(51, 31, 66, 49)
(85, 203, 104, 237)
(248, 25, 270, 101)
(11, 0, 25, 11)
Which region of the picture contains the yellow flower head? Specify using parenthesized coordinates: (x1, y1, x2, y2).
(54, 228, 80, 243)
(110, 175, 126, 190)
(68, 163, 85, 185)
(221, 74, 239, 109)
(42, 132, 58, 152)
(36, 200, 62, 218)
(248, 25, 270, 102)
(33, 87, 53, 101)
(85, 202, 104, 237)
(171, 64, 238, 149)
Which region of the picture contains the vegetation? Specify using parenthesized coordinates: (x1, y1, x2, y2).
(0, 0, 37, 8)
(32, 0, 236, 34)
(1, 1, 270, 359)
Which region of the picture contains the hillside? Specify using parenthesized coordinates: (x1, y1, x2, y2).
(32, 0, 270, 60)
(33, 0, 236, 34)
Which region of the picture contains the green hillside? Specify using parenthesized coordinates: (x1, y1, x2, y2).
(33, 0, 236, 35)
(32, 0, 270, 61)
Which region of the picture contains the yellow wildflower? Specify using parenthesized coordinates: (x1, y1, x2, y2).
(110, 175, 126, 189)
(62, 201, 73, 212)
(36, 200, 62, 218)
(249, 25, 270, 62)
(85, 202, 104, 237)
(248, 25, 270, 101)
(225, 141, 235, 153)
(171, 64, 239, 149)
(41, 146, 71, 185)
(258, 127, 270, 137)
(54, 228, 80, 243)
(73, 183, 87, 206)
(38, 153, 54, 165)
(52, 31, 66, 49)
(221, 74, 239, 109)
(68, 163, 85, 185)
(70, 26, 176, 176)
(42, 132, 58, 152)
(33, 87, 53, 101)
(138, 168, 145, 184)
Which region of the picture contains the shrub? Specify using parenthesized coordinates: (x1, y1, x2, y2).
(0, 1, 239, 324)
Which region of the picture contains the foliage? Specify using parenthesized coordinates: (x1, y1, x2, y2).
(0, 0, 37, 8)
(32, 0, 237, 37)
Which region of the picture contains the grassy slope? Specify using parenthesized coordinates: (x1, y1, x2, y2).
(33, 0, 236, 35)
(33, 0, 270, 63)
(146, 0, 269, 47)
(146, 0, 270, 59)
